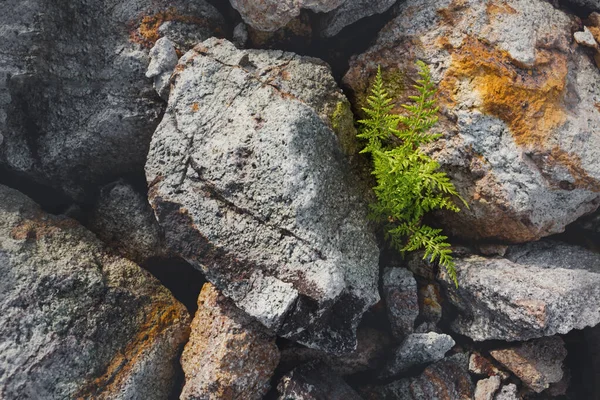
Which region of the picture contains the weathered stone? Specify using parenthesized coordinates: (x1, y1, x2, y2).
(0, 184, 190, 399)
(490, 337, 567, 393)
(475, 376, 502, 400)
(279, 326, 392, 376)
(417, 283, 443, 329)
(229, 0, 344, 32)
(469, 352, 510, 380)
(145, 38, 379, 354)
(439, 240, 600, 342)
(344, 0, 600, 243)
(317, 0, 398, 38)
(246, 11, 313, 51)
(277, 361, 363, 400)
(575, 26, 599, 48)
(180, 282, 279, 400)
(494, 384, 519, 400)
(146, 37, 179, 101)
(382, 267, 419, 340)
(0, 0, 225, 200)
(87, 180, 163, 264)
(233, 23, 249, 48)
(361, 354, 474, 400)
(381, 332, 455, 378)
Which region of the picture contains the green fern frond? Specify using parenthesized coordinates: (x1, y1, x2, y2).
(358, 60, 466, 288)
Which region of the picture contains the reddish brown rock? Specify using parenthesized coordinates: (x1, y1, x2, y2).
(490, 337, 567, 393)
(180, 283, 280, 400)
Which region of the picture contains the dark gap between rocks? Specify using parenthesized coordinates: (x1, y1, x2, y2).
(142, 257, 206, 315)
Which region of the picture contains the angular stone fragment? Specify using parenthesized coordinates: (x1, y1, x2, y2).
(0, 184, 190, 399)
(146, 37, 179, 100)
(0, 0, 224, 200)
(344, 0, 600, 243)
(475, 376, 501, 400)
(381, 332, 455, 378)
(180, 283, 279, 400)
(361, 354, 474, 400)
(382, 267, 419, 339)
(145, 38, 379, 354)
(490, 337, 567, 393)
(88, 180, 163, 264)
(469, 352, 510, 380)
(277, 362, 362, 400)
(439, 241, 600, 341)
(317, 0, 398, 37)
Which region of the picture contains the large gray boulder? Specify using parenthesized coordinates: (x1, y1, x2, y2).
(439, 241, 600, 342)
(145, 38, 380, 354)
(0, 184, 190, 399)
(344, 0, 600, 243)
(0, 0, 224, 200)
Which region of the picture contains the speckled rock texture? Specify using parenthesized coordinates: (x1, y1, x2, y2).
(380, 332, 456, 377)
(276, 361, 363, 400)
(344, 0, 600, 243)
(0, 184, 190, 399)
(361, 354, 474, 400)
(180, 282, 279, 400)
(382, 267, 419, 340)
(88, 180, 163, 264)
(474, 376, 501, 400)
(490, 337, 567, 393)
(439, 240, 600, 342)
(0, 0, 224, 200)
(145, 38, 379, 354)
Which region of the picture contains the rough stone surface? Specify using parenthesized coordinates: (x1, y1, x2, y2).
(180, 282, 279, 400)
(0, 184, 190, 399)
(575, 26, 599, 48)
(494, 384, 519, 400)
(475, 376, 502, 400)
(469, 352, 510, 380)
(417, 283, 443, 330)
(567, 0, 600, 11)
(317, 0, 398, 38)
(229, 0, 344, 32)
(0, 0, 224, 200)
(145, 38, 379, 354)
(276, 361, 363, 400)
(344, 0, 600, 243)
(278, 326, 392, 376)
(88, 180, 163, 264)
(146, 37, 179, 101)
(490, 337, 567, 393)
(382, 267, 419, 340)
(439, 240, 600, 341)
(381, 332, 455, 378)
(361, 354, 474, 400)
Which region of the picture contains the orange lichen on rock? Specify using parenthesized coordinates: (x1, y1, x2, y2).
(486, 1, 517, 18)
(131, 7, 223, 47)
(76, 302, 189, 399)
(439, 36, 568, 148)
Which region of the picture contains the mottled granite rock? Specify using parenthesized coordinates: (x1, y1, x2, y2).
(382, 267, 419, 340)
(145, 38, 379, 354)
(439, 241, 600, 341)
(0, 184, 190, 399)
(475, 376, 501, 400)
(344, 0, 600, 243)
(180, 283, 279, 400)
(490, 337, 567, 393)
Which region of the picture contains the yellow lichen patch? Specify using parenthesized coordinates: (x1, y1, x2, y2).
(437, 0, 469, 26)
(11, 215, 78, 241)
(76, 302, 188, 399)
(130, 7, 223, 48)
(191, 102, 199, 112)
(439, 36, 568, 148)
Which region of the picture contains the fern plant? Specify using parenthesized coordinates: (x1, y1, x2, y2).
(358, 61, 466, 287)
